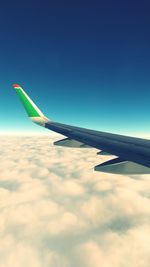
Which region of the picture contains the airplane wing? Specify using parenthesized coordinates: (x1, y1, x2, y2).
(12, 84, 150, 175)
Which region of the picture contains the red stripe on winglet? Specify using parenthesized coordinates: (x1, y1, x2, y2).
(12, 84, 21, 88)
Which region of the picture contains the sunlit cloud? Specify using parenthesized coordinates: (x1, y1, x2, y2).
(0, 136, 149, 266)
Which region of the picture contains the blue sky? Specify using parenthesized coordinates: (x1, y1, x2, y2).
(1, 0, 150, 136)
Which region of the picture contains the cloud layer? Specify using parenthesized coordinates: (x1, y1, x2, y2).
(0, 135, 150, 267)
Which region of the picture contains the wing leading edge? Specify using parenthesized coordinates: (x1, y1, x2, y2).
(13, 84, 150, 175)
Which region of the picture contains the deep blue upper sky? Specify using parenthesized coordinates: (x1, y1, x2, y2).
(1, 0, 150, 136)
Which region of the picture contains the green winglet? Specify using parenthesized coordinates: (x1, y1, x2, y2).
(13, 84, 49, 127)
(13, 84, 44, 117)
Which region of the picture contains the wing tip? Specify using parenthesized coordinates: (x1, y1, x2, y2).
(12, 84, 21, 89)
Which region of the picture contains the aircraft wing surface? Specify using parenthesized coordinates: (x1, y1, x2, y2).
(13, 84, 150, 175)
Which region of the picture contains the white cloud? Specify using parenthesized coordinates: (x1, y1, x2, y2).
(0, 135, 150, 266)
(75, 225, 150, 267)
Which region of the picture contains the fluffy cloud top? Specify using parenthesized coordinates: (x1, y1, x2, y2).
(0, 135, 150, 267)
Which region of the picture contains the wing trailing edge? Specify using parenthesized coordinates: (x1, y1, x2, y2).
(95, 157, 150, 175)
(97, 151, 112, 156)
(54, 138, 91, 148)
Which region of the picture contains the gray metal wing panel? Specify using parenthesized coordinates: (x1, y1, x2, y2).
(45, 121, 150, 168)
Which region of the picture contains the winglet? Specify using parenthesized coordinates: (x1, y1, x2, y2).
(13, 84, 49, 126)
